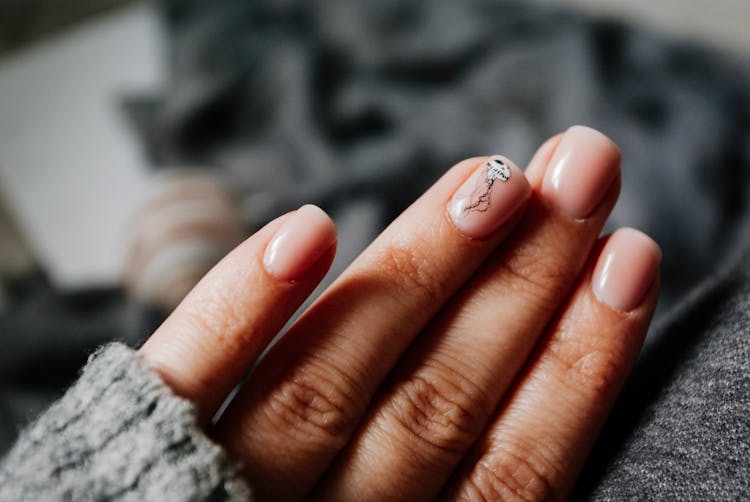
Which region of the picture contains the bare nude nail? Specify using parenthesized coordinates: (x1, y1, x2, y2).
(263, 205, 337, 281)
(524, 133, 563, 181)
(542, 125, 620, 218)
(593, 228, 661, 312)
(448, 156, 531, 239)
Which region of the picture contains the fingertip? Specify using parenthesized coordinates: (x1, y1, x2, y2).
(263, 204, 338, 282)
(446, 155, 531, 240)
(525, 132, 563, 184)
(566, 125, 622, 159)
(592, 228, 661, 313)
(541, 125, 621, 219)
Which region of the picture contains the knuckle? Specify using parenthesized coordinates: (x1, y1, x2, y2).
(551, 341, 626, 403)
(468, 447, 559, 502)
(545, 315, 630, 404)
(379, 243, 447, 306)
(496, 245, 573, 309)
(390, 371, 488, 456)
(265, 360, 362, 446)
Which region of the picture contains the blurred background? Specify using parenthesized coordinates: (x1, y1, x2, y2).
(1, 0, 749, 454)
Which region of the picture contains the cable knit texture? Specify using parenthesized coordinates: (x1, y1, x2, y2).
(0, 343, 252, 501)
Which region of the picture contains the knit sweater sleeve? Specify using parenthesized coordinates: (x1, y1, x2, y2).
(0, 343, 253, 501)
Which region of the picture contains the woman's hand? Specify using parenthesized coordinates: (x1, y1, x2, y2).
(139, 126, 660, 501)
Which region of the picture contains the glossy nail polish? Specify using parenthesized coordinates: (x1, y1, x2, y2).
(542, 125, 620, 219)
(263, 205, 337, 281)
(593, 228, 661, 312)
(448, 156, 531, 239)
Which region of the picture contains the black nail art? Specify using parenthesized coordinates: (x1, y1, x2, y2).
(464, 158, 510, 213)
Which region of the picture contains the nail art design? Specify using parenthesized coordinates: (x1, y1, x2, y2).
(448, 155, 528, 239)
(465, 158, 511, 213)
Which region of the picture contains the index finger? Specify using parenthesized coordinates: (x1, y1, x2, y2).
(139, 205, 337, 423)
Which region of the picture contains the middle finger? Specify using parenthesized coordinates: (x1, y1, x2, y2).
(215, 155, 531, 499)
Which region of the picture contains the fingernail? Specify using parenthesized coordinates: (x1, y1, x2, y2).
(263, 205, 337, 281)
(542, 125, 620, 218)
(593, 228, 661, 312)
(524, 133, 563, 181)
(448, 156, 531, 239)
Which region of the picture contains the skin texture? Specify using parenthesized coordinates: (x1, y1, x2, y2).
(140, 125, 660, 501)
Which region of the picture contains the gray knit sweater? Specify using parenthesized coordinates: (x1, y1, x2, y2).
(0, 344, 252, 501)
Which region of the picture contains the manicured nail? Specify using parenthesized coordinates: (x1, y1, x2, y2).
(448, 156, 531, 239)
(593, 228, 661, 312)
(263, 205, 337, 281)
(542, 125, 620, 218)
(524, 133, 563, 181)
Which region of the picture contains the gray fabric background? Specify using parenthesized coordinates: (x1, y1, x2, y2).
(577, 241, 750, 499)
(0, 0, 748, 498)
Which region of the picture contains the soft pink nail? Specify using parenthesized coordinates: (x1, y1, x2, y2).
(593, 228, 661, 312)
(447, 156, 531, 239)
(542, 125, 620, 218)
(263, 205, 337, 282)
